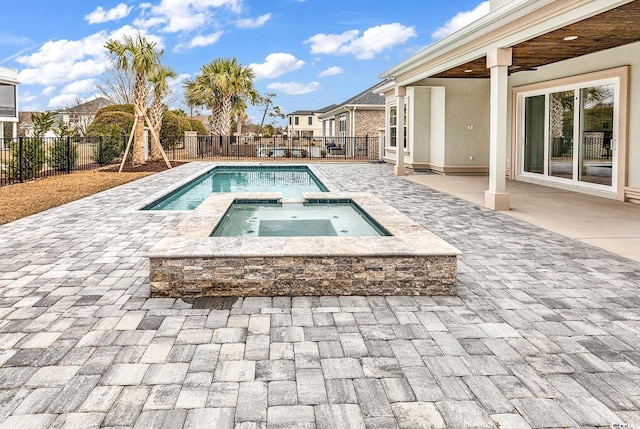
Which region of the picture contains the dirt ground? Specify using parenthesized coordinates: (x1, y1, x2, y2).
(0, 161, 181, 226)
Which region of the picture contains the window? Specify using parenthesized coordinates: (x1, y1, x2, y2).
(518, 72, 621, 191)
(289, 116, 292, 125)
(0, 83, 17, 117)
(308, 116, 313, 126)
(294, 116, 299, 125)
(339, 114, 346, 136)
(389, 104, 407, 147)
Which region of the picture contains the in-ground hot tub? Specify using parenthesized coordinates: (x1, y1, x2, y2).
(148, 192, 461, 297)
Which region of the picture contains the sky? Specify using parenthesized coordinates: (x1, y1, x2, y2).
(0, 0, 489, 125)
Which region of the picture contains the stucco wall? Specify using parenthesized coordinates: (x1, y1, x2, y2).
(413, 78, 491, 168)
(508, 42, 640, 188)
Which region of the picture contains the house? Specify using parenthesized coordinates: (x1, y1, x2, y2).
(318, 84, 385, 138)
(377, 0, 640, 210)
(286, 109, 325, 138)
(57, 96, 112, 136)
(0, 66, 19, 145)
(17, 112, 56, 138)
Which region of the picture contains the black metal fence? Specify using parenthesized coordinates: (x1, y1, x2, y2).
(0, 134, 382, 187)
(161, 135, 382, 162)
(0, 135, 124, 187)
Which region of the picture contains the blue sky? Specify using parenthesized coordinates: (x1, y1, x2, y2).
(0, 0, 489, 125)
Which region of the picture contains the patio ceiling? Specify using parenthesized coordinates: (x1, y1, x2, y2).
(431, 0, 640, 79)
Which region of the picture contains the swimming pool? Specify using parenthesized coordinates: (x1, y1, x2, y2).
(144, 165, 327, 210)
(211, 199, 390, 237)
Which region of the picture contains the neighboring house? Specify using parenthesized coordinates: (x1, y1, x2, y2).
(318, 84, 384, 139)
(0, 66, 19, 145)
(377, 0, 640, 210)
(17, 112, 56, 138)
(57, 97, 112, 136)
(286, 109, 329, 138)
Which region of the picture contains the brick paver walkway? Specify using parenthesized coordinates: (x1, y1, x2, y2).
(0, 162, 639, 428)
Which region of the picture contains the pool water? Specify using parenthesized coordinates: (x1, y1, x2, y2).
(211, 200, 390, 237)
(145, 166, 327, 210)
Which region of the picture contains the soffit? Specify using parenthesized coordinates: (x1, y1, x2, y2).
(430, 1, 640, 79)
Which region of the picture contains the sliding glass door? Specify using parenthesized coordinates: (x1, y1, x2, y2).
(518, 78, 618, 192)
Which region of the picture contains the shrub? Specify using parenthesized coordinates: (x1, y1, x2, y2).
(283, 149, 292, 158)
(48, 137, 78, 172)
(6, 137, 45, 180)
(266, 150, 273, 158)
(93, 126, 123, 165)
(95, 104, 135, 116)
(320, 149, 327, 158)
(188, 118, 208, 135)
(86, 111, 134, 137)
(300, 149, 308, 158)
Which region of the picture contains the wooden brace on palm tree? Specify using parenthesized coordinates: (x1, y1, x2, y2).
(118, 107, 172, 172)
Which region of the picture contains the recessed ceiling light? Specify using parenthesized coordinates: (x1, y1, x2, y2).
(564, 35, 578, 41)
(464, 69, 473, 73)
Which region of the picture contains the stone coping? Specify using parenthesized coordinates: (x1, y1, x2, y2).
(148, 192, 462, 259)
(132, 162, 336, 212)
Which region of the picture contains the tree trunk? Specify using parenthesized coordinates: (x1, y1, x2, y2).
(210, 105, 223, 136)
(148, 99, 163, 161)
(132, 73, 148, 164)
(219, 96, 233, 136)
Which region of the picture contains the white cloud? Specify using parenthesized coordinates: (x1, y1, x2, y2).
(319, 66, 343, 77)
(49, 93, 79, 108)
(236, 13, 271, 29)
(135, 0, 242, 33)
(305, 23, 416, 60)
(175, 32, 223, 51)
(85, 3, 133, 24)
(42, 86, 56, 96)
(266, 81, 320, 95)
(250, 53, 304, 80)
(18, 92, 37, 104)
(61, 79, 97, 94)
(15, 26, 163, 86)
(431, 1, 490, 39)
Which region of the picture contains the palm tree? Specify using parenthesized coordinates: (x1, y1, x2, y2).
(148, 64, 177, 160)
(105, 33, 161, 164)
(184, 57, 256, 136)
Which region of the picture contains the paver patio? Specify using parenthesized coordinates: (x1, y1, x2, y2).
(1, 162, 639, 428)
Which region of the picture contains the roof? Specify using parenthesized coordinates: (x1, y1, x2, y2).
(379, 0, 638, 84)
(287, 110, 315, 116)
(338, 83, 385, 106)
(62, 97, 112, 113)
(317, 83, 385, 119)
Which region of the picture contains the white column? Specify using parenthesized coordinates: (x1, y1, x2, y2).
(485, 48, 511, 211)
(0, 122, 4, 149)
(12, 122, 17, 138)
(321, 119, 326, 138)
(395, 86, 406, 176)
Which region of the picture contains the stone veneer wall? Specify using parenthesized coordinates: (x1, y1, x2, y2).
(150, 254, 457, 297)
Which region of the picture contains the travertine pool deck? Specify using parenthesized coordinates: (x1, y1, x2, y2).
(149, 192, 460, 297)
(0, 162, 639, 428)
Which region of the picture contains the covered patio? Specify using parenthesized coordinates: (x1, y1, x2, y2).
(377, 0, 640, 210)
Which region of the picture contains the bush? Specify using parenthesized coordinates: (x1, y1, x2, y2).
(48, 137, 78, 172)
(299, 149, 308, 158)
(320, 149, 327, 158)
(93, 126, 123, 165)
(95, 104, 135, 116)
(6, 137, 45, 180)
(86, 111, 134, 137)
(188, 118, 208, 135)
(283, 149, 292, 158)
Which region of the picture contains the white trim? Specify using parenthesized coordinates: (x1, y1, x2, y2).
(516, 75, 620, 195)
